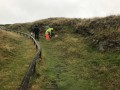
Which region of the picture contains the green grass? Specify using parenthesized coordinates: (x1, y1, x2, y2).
(0, 30, 36, 90)
(29, 31, 120, 90)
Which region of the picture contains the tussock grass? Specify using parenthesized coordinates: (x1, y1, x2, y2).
(0, 30, 36, 90)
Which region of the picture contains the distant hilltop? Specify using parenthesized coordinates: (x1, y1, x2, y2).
(6, 15, 120, 33)
(0, 25, 5, 30)
(6, 15, 120, 52)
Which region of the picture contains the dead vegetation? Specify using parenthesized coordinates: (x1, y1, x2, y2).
(0, 30, 36, 90)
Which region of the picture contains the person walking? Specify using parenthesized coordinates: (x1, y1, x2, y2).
(33, 25, 40, 41)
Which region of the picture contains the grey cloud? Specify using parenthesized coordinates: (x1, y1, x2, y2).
(0, 0, 120, 24)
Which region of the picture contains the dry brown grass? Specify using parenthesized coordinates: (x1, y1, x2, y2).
(0, 30, 36, 90)
(0, 30, 20, 63)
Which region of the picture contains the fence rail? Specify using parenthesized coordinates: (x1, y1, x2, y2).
(6, 30, 42, 90)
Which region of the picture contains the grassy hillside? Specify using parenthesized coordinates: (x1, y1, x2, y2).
(7, 15, 120, 51)
(29, 31, 120, 90)
(7, 15, 120, 32)
(6, 15, 120, 90)
(0, 30, 36, 90)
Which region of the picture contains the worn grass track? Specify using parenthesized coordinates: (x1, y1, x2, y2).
(0, 30, 36, 90)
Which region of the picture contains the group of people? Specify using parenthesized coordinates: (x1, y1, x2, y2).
(32, 25, 55, 41)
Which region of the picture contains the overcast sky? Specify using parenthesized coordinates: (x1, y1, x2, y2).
(0, 0, 120, 24)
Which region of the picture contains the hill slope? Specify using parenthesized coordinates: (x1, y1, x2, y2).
(5, 15, 120, 90)
(0, 30, 36, 90)
(29, 31, 120, 90)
